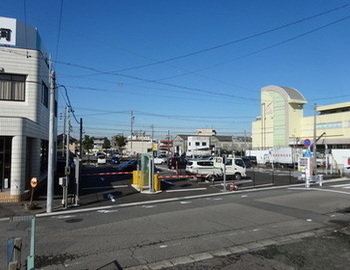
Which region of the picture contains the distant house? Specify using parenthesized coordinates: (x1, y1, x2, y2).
(57, 134, 79, 155)
(124, 131, 154, 155)
(172, 129, 252, 156)
(93, 137, 105, 151)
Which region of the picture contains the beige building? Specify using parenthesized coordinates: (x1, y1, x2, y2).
(252, 85, 350, 151)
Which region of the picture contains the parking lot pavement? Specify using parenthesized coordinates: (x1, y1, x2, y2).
(0, 165, 346, 220)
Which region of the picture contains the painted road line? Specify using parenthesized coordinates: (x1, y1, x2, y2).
(289, 187, 350, 195)
(330, 183, 350, 188)
(239, 183, 273, 189)
(82, 185, 129, 190)
(166, 188, 207, 193)
(83, 172, 132, 176)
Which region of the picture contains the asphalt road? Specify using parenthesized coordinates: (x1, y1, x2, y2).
(1, 173, 350, 269)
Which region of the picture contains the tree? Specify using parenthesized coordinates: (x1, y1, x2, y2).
(82, 135, 94, 154)
(113, 135, 126, 153)
(103, 137, 111, 151)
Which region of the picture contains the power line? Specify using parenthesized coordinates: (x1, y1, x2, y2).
(54, 0, 64, 62)
(55, 12, 350, 103)
(57, 84, 80, 124)
(56, 60, 260, 101)
(111, 4, 350, 73)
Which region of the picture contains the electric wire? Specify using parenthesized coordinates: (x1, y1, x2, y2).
(55, 12, 350, 103)
(54, 0, 64, 62)
(112, 4, 350, 73)
(57, 84, 80, 124)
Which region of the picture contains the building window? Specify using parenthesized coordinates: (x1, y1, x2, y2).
(202, 142, 207, 146)
(0, 74, 26, 101)
(0, 136, 12, 189)
(41, 81, 49, 107)
(316, 122, 342, 129)
(195, 142, 200, 146)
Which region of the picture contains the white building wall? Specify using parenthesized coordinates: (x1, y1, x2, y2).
(187, 136, 211, 156)
(10, 135, 26, 196)
(0, 17, 54, 201)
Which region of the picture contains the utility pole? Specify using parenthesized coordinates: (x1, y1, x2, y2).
(130, 111, 135, 155)
(313, 103, 317, 174)
(47, 63, 56, 213)
(62, 109, 66, 156)
(74, 117, 83, 206)
(79, 118, 83, 158)
(151, 124, 154, 151)
(63, 106, 71, 209)
(167, 129, 171, 156)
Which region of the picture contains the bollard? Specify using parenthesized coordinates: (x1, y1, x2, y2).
(27, 217, 36, 270)
(154, 174, 161, 191)
(305, 176, 310, 188)
(318, 174, 323, 187)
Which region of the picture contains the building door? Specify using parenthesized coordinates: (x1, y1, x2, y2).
(0, 137, 12, 190)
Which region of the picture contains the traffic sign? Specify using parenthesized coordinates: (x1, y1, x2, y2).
(304, 139, 311, 147)
(30, 177, 38, 188)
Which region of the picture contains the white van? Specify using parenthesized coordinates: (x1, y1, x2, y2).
(188, 157, 246, 181)
(186, 160, 214, 174)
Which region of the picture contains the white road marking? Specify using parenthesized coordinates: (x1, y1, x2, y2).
(289, 187, 350, 195)
(330, 184, 350, 188)
(52, 215, 74, 219)
(180, 201, 192, 204)
(97, 209, 119, 213)
(142, 205, 155, 208)
(82, 185, 128, 190)
(166, 188, 207, 193)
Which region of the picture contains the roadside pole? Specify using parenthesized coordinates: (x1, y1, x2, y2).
(27, 217, 36, 270)
(313, 103, 318, 175)
(222, 155, 227, 191)
(74, 157, 80, 206)
(64, 106, 70, 209)
(47, 64, 56, 213)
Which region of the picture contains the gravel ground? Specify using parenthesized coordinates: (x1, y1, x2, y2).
(163, 228, 350, 270)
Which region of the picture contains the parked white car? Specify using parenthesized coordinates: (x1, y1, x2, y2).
(97, 154, 106, 165)
(154, 156, 167, 165)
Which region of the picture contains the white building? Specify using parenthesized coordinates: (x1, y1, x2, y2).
(186, 136, 211, 157)
(0, 17, 56, 202)
(125, 131, 154, 155)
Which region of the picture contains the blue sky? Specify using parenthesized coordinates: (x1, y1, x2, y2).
(2, 1, 350, 140)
